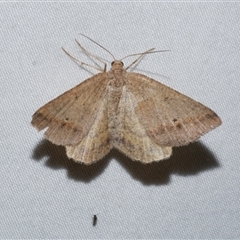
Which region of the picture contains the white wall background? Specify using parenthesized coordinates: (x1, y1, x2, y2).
(1, 1, 239, 239)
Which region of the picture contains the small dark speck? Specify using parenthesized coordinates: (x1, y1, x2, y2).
(93, 215, 97, 226)
(164, 97, 169, 101)
(36, 112, 43, 118)
(173, 119, 177, 122)
(176, 122, 182, 129)
(206, 114, 212, 119)
(65, 117, 69, 121)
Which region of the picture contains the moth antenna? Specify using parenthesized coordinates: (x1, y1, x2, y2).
(80, 33, 115, 60)
(62, 47, 105, 72)
(75, 39, 107, 71)
(123, 49, 170, 70)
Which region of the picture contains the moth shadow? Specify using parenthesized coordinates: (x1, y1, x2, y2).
(32, 140, 219, 185)
(32, 139, 110, 182)
(114, 141, 220, 185)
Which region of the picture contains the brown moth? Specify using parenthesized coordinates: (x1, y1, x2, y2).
(31, 35, 222, 165)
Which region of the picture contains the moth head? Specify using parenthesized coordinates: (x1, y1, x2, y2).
(111, 60, 124, 66)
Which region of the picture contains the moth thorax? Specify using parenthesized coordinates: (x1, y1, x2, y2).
(107, 85, 122, 125)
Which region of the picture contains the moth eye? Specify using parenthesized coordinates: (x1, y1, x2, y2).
(121, 61, 124, 66)
(111, 61, 115, 66)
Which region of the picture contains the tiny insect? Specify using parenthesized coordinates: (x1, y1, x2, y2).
(31, 34, 222, 164)
(93, 214, 97, 226)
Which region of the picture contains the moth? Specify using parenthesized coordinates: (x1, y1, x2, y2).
(31, 34, 222, 164)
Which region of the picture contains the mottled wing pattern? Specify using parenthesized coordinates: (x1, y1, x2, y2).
(113, 86, 172, 163)
(31, 72, 109, 147)
(125, 72, 222, 147)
